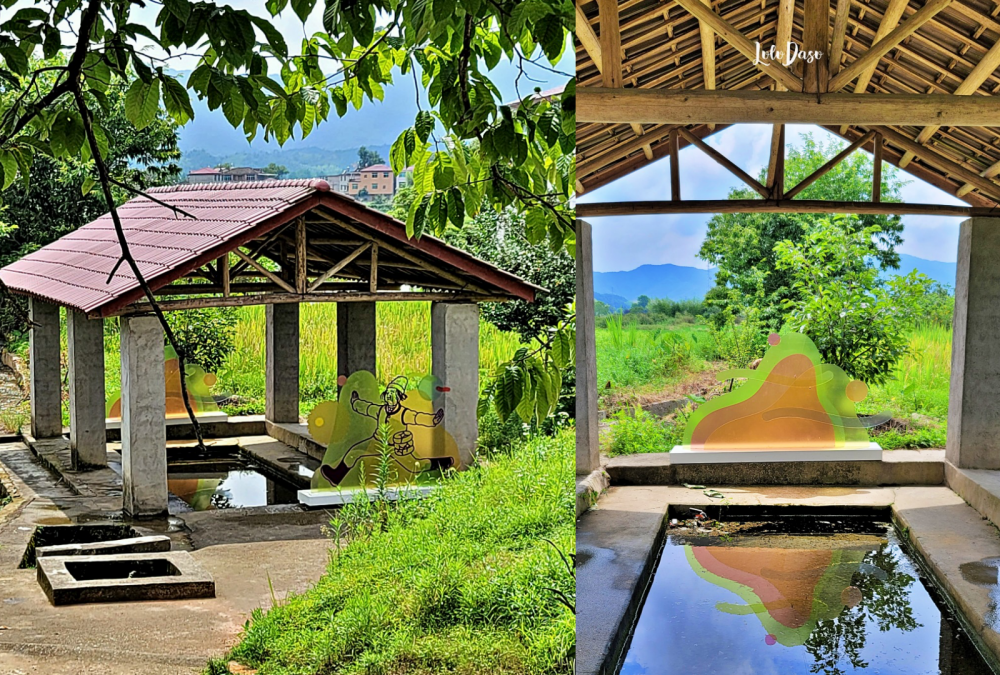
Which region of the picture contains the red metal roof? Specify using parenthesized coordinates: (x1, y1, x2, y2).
(0, 179, 538, 315)
(188, 167, 220, 175)
(359, 164, 392, 172)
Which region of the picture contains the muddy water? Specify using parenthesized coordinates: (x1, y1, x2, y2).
(619, 528, 995, 675)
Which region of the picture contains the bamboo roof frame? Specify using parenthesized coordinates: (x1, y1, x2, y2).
(576, 0, 1000, 209)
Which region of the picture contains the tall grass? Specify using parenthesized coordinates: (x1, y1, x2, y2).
(211, 429, 576, 675)
(597, 313, 698, 392)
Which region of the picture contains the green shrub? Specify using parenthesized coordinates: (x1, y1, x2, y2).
(219, 430, 575, 675)
(709, 311, 766, 369)
(608, 407, 681, 456)
(165, 308, 239, 373)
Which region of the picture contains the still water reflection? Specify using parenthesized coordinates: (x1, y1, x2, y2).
(620, 529, 995, 675)
(168, 460, 299, 510)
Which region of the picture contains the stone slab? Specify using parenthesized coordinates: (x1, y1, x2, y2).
(36, 535, 171, 559)
(36, 551, 215, 606)
(576, 468, 610, 518)
(577, 486, 672, 675)
(606, 449, 945, 486)
(945, 463, 1000, 532)
(669, 443, 882, 463)
(265, 420, 326, 461)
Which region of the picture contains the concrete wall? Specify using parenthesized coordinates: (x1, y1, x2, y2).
(337, 302, 377, 385)
(120, 316, 167, 517)
(432, 302, 479, 469)
(948, 217, 1000, 469)
(67, 310, 106, 468)
(576, 220, 601, 475)
(265, 304, 300, 423)
(29, 298, 61, 439)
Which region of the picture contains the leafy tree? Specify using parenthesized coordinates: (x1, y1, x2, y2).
(594, 300, 611, 318)
(261, 162, 288, 178)
(215, 162, 234, 170)
(357, 146, 384, 169)
(774, 219, 930, 384)
(633, 295, 650, 311)
(445, 208, 575, 340)
(0, 74, 181, 348)
(699, 134, 907, 330)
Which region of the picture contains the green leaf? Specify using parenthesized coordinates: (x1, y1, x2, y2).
(82, 53, 111, 93)
(81, 176, 97, 196)
(414, 110, 434, 143)
(161, 76, 194, 124)
(162, 0, 191, 23)
(222, 90, 245, 128)
(250, 15, 288, 57)
(0, 151, 16, 190)
(124, 78, 161, 130)
(290, 0, 317, 23)
(49, 111, 85, 158)
(0, 46, 27, 76)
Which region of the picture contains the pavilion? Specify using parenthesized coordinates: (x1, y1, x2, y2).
(0, 179, 539, 517)
(574, 0, 1000, 478)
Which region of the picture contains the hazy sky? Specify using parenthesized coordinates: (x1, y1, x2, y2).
(577, 125, 967, 273)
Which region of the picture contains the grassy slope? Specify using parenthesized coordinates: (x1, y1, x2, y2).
(210, 430, 576, 675)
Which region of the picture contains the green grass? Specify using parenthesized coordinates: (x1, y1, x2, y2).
(208, 429, 576, 675)
(595, 314, 710, 402)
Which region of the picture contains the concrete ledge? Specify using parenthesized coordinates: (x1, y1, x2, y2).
(265, 420, 326, 461)
(37, 551, 215, 606)
(298, 486, 434, 507)
(945, 463, 1000, 531)
(36, 535, 171, 559)
(606, 449, 945, 486)
(576, 468, 609, 518)
(104, 415, 266, 442)
(23, 433, 121, 498)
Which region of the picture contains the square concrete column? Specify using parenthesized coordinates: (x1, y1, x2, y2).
(29, 298, 62, 438)
(432, 302, 479, 469)
(576, 219, 600, 476)
(120, 315, 167, 518)
(67, 310, 106, 468)
(337, 302, 377, 385)
(947, 217, 1000, 469)
(265, 303, 300, 423)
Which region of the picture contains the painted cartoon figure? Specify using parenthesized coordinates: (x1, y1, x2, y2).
(309, 371, 461, 490)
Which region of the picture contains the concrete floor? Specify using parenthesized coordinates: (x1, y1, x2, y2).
(578, 482, 1000, 675)
(0, 441, 333, 674)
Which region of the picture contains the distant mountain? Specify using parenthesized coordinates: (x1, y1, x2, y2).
(593, 264, 716, 303)
(894, 254, 956, 290)
(178, 144, 392, 179)
(595, 293, 630, 310)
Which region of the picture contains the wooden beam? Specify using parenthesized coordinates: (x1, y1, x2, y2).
(829, 0, 953, 92)
(576, 199, 991, 217)
(295, 216, 307, 294)
(829, 0, 851, 75)
(576, 2, 603, 69)
(784, 130, 876, 199)
(642, 144, 653, 160)
(307, 243, 370, 292)
(846, 0, 908, 98)
(678, 127, 769, 197)
(872, 132, 883, 202)
(766, 124, 785, 197)
(597, 0, 622, 88)
(577, 88, 1000, 126)
(697, 0, 716, 90)
(899, 39, 1000, 168)
(802, 0, 830, 93)
(669, 128, 681, 201)
(774, 0, 794, 91)
(673, 0, 802, 91)
(218, 254, 229, 297)
(113, 292, 501, 316)
(370, 243, 379, 292)
(873, 125, 1000, 202)
(957, 157, 1000, 197)
(232, 248, 297, 294)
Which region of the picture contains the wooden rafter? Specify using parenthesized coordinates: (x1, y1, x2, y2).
(577, 88, 1000, 126)
(829, 0, 953, 92)
(597, 0, 622, 88)
(784, 130, 876, 199)
(576, 199, 996, 217)
(307, 243, 370, 292)
(673, 0, 802, 90)
(829, 0, 851, 75)
(844, 0, 909, 97)
(678, 126, 768, 197)
(232, 248, 296, 294)
(697, 0, 716, 91)
(576, 2, 602, 68)
(802, 0, 830, 93)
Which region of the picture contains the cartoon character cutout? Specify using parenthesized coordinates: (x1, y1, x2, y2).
(309, 371, 461, 490)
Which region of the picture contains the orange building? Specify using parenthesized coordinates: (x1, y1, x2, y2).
(328, 164, 395, 201)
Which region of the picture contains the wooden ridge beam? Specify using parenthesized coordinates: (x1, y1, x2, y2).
(673, 0, 803, 90)
(576, 199, 992, 217)
(829, 0, 953, 92)
(678, 126, 768, 197)
(578, 88, 1000, 126)
(784, 130, 876, 198)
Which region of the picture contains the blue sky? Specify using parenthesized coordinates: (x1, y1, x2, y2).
(577, 125, 967, 273)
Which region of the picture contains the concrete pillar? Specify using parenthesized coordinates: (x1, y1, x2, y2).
(67, 310, 106, 468)
(120, 315, 167, 517)
(265, 303, 300, 423)
(576, 219, 600, 476)
(337, 302, 377, 385)
(947, 217, 1000, 469)
(29, 298, 62, 438)
(431, 302, 479, 468)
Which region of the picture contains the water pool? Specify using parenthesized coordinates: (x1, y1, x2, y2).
(619, 516, 996, 675)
